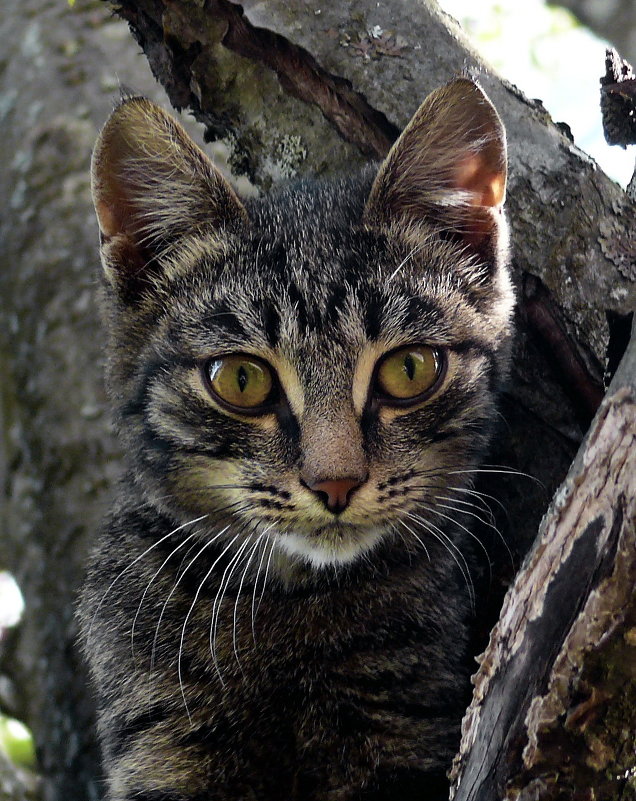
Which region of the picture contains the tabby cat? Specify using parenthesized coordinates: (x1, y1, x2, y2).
(78, 78, 514, 801)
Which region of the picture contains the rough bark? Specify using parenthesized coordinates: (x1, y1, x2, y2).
(0, 3, 205, 799)
(601, 48, 636, 149)
(450, 327, 636, 800)
(0, 0, 634, 799)
(0, 749, 39, 801)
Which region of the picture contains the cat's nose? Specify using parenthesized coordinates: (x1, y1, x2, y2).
(304, 476, 366, 514)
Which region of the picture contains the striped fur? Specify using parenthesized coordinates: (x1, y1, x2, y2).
(79, 79, 514, 800)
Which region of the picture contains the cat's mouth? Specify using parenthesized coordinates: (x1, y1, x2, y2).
(278, 521, 386, 568)
(312, 521, 354, 539)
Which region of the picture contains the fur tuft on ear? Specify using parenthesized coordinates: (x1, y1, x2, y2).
(91, 97, 247, 297)
(364, 78, 507, 257)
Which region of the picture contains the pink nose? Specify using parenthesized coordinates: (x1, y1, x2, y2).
(306, 477, 364, 514)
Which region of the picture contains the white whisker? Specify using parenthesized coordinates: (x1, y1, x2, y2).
(397, 519, 431, 562)
(88, 514, 208, 644)
(445, 484, 509, 519)
(131, 526, 202, 661)
(420, 503, 491, 566)
(385, 240, 429, 285)
(435, 493, 495, 523)
(250, 532, 274, 643)
(403, 512, 475, 610)
(448, 466, 541, 485)
(209, 535, 254, 680)
(232, 534, 265, 670)
(175, 527, 238, 719)
(152, 525, 229, 671)
(255, 536, 277, 625)
(435, 498, 513, 569)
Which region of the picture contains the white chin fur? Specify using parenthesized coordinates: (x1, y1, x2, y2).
(279, 527, 386, 568)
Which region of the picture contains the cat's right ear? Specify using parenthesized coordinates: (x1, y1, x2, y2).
(363, 78, 506, 262)
(91, 97, 247, 298)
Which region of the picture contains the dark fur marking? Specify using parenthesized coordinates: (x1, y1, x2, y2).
(261, 299, 281, 347)
(276, 405, 301, 451)
(259, 498, 286, 510)
(110, 704, 173, 758)
(404, 296, 442, 328)
(120, 359, 166, 419)
(248, 482, 291, 500)
(453, 338, 496, 365)
(429, 429, 461, 444)
(286, 281, 308, 335)
(258, 235, 288, 280)
(202, 303, 246, 339)
(140, 421, 234, 462)
(324, 286, 349, 328)
(364, 292, 385, 340)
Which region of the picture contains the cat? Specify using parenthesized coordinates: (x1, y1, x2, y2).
(78, 77, 514, 801)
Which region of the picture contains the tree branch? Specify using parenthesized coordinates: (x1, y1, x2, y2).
(0, 750, 39, 801)
(451, 323, 636, 799)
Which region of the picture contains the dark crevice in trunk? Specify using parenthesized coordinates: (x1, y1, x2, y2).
(113, 0, 400, 158)
(522, 273, 605, 430)
(605, 310, 634, 384)
(216, 0, 399, 157)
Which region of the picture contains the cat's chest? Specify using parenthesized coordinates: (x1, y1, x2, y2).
(129, 553, 458, 694)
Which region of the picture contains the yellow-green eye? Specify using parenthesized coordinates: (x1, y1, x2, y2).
(206, 355, 274, 411)
(375, 345, 442, 402)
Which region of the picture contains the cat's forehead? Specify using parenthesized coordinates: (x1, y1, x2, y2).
(166, 177, 490, 361)
(176, 232, 457, 367)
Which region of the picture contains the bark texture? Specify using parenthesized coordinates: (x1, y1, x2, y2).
(0, 0, 634, 799)
(450, 330, 636, 799)
(0, 750, 39, 801)
(0, 2, 205, 799)
(601, 48, 636, 149)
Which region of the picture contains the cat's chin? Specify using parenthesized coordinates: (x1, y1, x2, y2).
(278, 524, 387, 569)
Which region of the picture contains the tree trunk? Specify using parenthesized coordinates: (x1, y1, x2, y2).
(0, 2, 203, 799)
(0, 1, 633, 799)
(450, 327, 636, 799)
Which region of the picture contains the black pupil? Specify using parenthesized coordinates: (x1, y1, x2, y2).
(237, 365, 248, 392)
(403, 354, 415, 381)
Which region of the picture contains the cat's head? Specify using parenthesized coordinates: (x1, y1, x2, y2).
(91, 79, 513, 570)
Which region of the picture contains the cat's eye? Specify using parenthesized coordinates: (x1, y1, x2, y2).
(205, 355, 275, 412)
(375, 345, 443, 404)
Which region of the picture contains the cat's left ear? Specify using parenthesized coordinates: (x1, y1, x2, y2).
(91, 97, 248, 296)
(364, 78, 506, 257)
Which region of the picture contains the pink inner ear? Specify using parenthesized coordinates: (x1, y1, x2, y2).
(454, 154, 506, 208)
(95, 198, 121, 238)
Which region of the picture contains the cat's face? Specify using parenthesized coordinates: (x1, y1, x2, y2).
(92, 80, 513, 569)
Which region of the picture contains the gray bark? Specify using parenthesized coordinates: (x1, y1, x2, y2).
(0, 749, 39, 801)
(450, 325, 636, 799)
(0, 0, 634, 799)
(0, 3, 202, 799)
